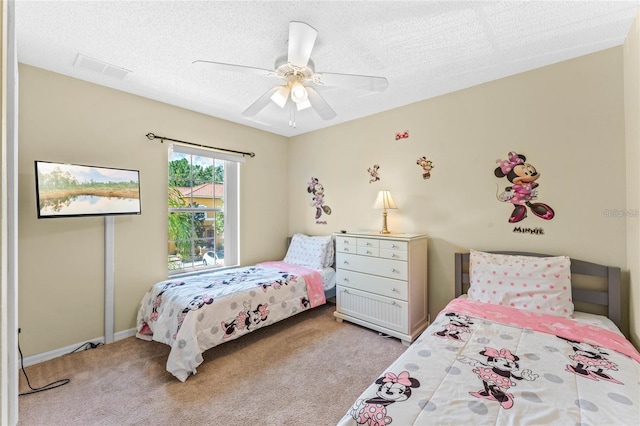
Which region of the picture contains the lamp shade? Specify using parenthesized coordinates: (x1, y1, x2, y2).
(373, 190, 398, 210)
(290, 82, 309, 104)
(270, 86, 290, 109)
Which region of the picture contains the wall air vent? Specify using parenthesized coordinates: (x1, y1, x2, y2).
(73, 53, 131, 80)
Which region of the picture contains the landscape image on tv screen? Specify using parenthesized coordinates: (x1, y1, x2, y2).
(35, 161, 141, 218)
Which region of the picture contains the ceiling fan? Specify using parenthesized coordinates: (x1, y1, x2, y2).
(193, 21, 388, 127)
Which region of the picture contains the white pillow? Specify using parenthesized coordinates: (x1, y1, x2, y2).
(323, 235, 335, 267)
(469, 249, 574, 317)
(284, 234, 332, 270)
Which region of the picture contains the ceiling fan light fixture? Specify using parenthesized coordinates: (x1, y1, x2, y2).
(270, 86, 290, 108)
(296, 99, 312, 111)
(290, 82, 308, 104)
(197, 21, 386, 125)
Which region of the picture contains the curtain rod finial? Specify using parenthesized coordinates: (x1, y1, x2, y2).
(146, 133, 155, 140)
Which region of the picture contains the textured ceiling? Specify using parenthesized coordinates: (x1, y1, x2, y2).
(16, 1, 640, 137)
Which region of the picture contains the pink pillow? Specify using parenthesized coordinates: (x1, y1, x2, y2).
(469, 249, 574, 317)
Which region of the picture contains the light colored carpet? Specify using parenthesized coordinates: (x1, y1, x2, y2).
(18, 303, 407, 426)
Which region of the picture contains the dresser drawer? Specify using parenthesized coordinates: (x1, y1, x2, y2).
(380, 240, 407, 251)
(356, 246, 379, 257)
(337, 285, 408, 334)
(380, 249, 407, 261)
(357, 238, 379, 249)
(336, 269, 408, 301)
(336, 244, 356, 254)
(337, 252, 407, 281)
(336, 236, 357, 246)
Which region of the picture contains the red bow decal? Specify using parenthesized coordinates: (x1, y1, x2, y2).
(484, 347, 516, 361)
(383, 371, 412, 386)
(395, 131, 409, 140)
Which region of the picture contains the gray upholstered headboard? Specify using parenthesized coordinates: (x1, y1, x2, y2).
(454, 252, 622, 329)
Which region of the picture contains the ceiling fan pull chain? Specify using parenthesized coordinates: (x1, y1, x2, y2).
(289, 105, 296, 128)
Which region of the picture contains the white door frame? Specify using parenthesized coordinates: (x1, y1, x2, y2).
(2, 0, 19, 424)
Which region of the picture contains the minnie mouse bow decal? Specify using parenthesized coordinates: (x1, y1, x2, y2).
(494, 151, 554, 223)
(395, 131, 409, 140)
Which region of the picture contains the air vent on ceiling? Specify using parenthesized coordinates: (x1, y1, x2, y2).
(73, 54, 131, 80)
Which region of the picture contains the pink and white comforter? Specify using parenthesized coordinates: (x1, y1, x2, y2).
(338, 298, 640, 425)
(136, 261, 325, 381)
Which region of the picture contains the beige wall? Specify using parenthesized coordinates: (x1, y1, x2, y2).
(624, 10, 640, 348)
(289, 48, 630, 334)
(17, 42, 637, 357)
(18, 65, 290, 356)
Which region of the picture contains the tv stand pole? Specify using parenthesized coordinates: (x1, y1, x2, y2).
(104, 216, 115, 343)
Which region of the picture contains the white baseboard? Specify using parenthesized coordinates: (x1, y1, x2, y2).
(21, 328, 137, 367)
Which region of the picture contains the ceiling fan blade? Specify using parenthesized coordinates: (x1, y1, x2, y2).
(317, 72, 389, 92)
(305, 87, 336, 120)
(287, 21, 317, 67)
(192, 60, 272, 76)
(241, 87, 280, 117)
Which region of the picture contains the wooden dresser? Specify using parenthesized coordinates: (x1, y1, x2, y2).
(333, 231, 428, 345)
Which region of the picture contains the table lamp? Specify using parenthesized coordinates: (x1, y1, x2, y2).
(374, 190, 398, 234)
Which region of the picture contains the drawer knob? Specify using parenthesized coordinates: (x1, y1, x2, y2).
(391, 268, 397, 273)
(391, 287, 397, 292)
(366, 242, 371, 246)
(392, 254, 398, 258)
(342, 288, 348, 293)
(391, 301, 396, 306)
(345, 248, 350, 252)
(343, 261, 349, 265)
(343, 278, 349, 283)
(392, 244, 397, 248)
(366, 250, 372, 254)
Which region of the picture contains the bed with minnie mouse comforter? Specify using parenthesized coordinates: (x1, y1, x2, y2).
(338, 297, 640, 425)
(136, 261, 326, 382)
(339, 248, 639, 425)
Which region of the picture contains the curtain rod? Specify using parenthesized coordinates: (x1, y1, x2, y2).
(145, 133, 255, 158)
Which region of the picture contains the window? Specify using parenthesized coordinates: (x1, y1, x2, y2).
(168, 144, 240, 274)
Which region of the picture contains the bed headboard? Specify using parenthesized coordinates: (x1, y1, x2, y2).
(454, 252, 622, 328)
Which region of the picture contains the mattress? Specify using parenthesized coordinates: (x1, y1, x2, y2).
(319, 266, 336, 290)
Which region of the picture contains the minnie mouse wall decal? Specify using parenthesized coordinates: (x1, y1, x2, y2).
(416, 156, 434, 180)
(307, 177, 332, 222)
(367, 164, 380, 183)
(494, 151, 554, 223)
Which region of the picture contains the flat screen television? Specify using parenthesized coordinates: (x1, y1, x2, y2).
(35, 161, 141, 218)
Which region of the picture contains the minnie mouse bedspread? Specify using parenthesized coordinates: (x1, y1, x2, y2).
(338, 298, 640, 425)
(136, 261, 325, 382)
